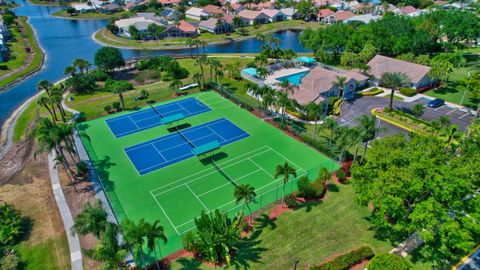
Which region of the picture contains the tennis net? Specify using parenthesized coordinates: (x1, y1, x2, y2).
(177, 128, 196, 148)
(148, 103, 164, 117)
(212, 159, 238, 187)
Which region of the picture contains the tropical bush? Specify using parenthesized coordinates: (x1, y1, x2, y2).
(310, 179, 325, 198)
(411, 104, 425, 117)
(104, 79, 133, 92)
(359, 88, 384, 96)
(368, 253, 412, 270)
(332, 99, 343, 116)
(311, 246, 375, 270)
(284, 194, 299, 208)
(182, 210, 243, 265)
(112, 102, 121, 112)
(103, 105, 112, 113)
(92, 69, 110, 81)
(0, 204, 23, 246)
(335, 168, 347, 182)
(297, 176, 313, 198)
(399, 87, 417, 97)
(0, 250, 20, 270)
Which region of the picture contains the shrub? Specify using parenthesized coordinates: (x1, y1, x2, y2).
(92, 69, 110, 81)
(0, 65, 8, 70)
(297, 176, 313, 198)
(103, 105, 112, 113)
(284, 194, 298, 208)
(311, 246, 375, 270)
(318, 167, 331, 183)
(332, 99, 343, 115)
(335, 168, 346, 182)
(112, 101, 121, 112)
(310, 179, 325, 199)
(399, 87, 417, 97)
(0, 250, 20, 270)
(368, 253, 412, 270)
(0, 204, 23, 246)
(411, 104, 425, 117)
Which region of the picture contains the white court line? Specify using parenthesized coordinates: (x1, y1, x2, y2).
(185, 184, 210, 211)
(459, 112, 471, 119)
(197, 168, 262, 197)
(152, 144, 168, 163)
(248, 157, 275, 178)
(151, 147, 272, 196)
(138, 152, 193, 176)
(125, 131, 215, 152)
(206, 126, 226, 141)
(177, 103, 192, 114)
(268, 147, 305, 172)
(152, 194, 180, 234)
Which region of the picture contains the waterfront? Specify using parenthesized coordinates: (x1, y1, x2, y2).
(0, 0, 308, 125)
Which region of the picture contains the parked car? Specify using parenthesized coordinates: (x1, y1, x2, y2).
(427, 98, 445, 108)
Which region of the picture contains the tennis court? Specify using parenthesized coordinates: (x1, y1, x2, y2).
(105, 97, 210, 138)
(125, 118, 250, 175)
(77, 92, 338, 261)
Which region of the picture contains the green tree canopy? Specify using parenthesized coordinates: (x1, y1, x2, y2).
(94, 47, 125, 72)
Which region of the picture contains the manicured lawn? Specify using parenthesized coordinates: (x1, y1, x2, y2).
(168, 184, 393, 269)
(94, 20, 322, 49)
(51, 10, 123, 20)
(13, 99, 43, 142)
(15, 235, 70, 270)
(0, 16, 43, 88)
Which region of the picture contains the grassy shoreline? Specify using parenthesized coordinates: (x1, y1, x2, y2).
(0, 16, 44, 90)
(94, 20, 322, 50)
(51, 9, 123, 20)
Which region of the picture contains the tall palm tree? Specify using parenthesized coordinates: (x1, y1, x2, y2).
(73, 58, 91, 73)
(380, 72, 410, 110)
(438, 125, 463, 153)
(234, 184, 256, 225)
(71, 200, 109, 238)
(185, 38, 196, 58)
(37, 96, 56, 121)
(305, 102, 323, 141)
(276, 91, 291, 124)
(262, 86, 276, 114)
(84, 223, 128, 270)
(37, 79, 53, 96)
(322, 117, 339, 150)
(144, 221, 167, 270)
(209, 58, 222, 83)
(193, 72, 203, 90)
(257, 67, 269, 79)
(333, 126, 360, 162)
(332, 76, 347, 99)
(274, 162, 297, 207)
(194, 56, 208, 88)
(112, 84, 126, 110)
(357, 115, 381, 163)
(64, 65, 76, 76)
(121, 219, 148, 269)
(169, 79, 183, 96)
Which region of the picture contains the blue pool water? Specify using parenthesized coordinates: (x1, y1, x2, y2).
(276, 71, 310, 86)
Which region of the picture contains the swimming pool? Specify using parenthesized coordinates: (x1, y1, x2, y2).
(276, 71, 310, 85)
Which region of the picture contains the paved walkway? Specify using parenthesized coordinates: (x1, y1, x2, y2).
(390, 232, 424, 257)
(48, 151, 83, 270)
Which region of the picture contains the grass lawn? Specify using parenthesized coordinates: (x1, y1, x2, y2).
(94, 20, 322, 49)
(78, 91, 338, 264)
(13, 99, 43, 142)
(168, 183, 393, 269)
(51, 9, 124, 20)
(0, 16, 43, 89)
(15, 235, 70, 270)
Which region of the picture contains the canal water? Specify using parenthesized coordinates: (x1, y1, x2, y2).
(0, 0, 308, 125)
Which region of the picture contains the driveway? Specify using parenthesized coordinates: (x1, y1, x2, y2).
(338, 96, 475, 136)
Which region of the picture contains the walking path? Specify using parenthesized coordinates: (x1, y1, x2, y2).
(47, 151, 83, 270)
(389, 232, 424, 257)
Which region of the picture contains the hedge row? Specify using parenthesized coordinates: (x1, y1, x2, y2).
(359, 88, 384, 96)
(368, 253, 412, 270)
(299, 134, 337, 160)
(310, 246, 375, 270)
(399, 87, 417, 97)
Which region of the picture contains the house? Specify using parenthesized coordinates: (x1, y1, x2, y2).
(396, 5, 417, 15)
(367, 55, 433, 89)
(343, 14, 380, 24)
(185, 7, 209, 20)
(245, 1, 274, 10)
(100, 3, 121, 13)
(290, 66, 368, 107)
(280, 8, 300, 20)
(159, 8, 181, 21)
(317, 8, 335, 22)
(332, 10, 355, 22)
(203, 4, 225, 16)
(229, 3, 244, 14)
(72, 3, 96, 13)
(160, 20, 197, 38)
(114, 17, 163, 38)
(158, 0, 181, 6)
(237, 9, 270, 25)
(198, 17, 234, 34)
(260, 9, 285, 22)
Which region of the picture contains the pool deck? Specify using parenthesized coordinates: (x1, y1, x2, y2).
(265, 67, 310, 86)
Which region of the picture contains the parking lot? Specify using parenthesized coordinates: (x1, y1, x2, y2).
(339, 96, 476, 137)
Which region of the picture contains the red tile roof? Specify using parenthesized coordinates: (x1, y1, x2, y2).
(333, 10, 354, 21)
(400, 5, 417, 14)
(203, 4, 225, 15)
(158, 0, 181, 5)
(177, 20, 197, 33)
(317, 8, 334, 18)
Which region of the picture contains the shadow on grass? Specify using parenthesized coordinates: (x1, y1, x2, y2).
(230, 237, 266, 270)
(327, 183, 339, 192)
(254, 213, 277, 231)
(174, 257, 203, 270)
(294, 200, 324, 213)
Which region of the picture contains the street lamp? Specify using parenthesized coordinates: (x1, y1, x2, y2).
(460, 72, 471, 105)
(293, 259, 299, 270)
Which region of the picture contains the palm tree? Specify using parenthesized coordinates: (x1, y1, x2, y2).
(121, 219, 148, 269)
(305, 102, 323, 141)
(112, 84, 126, 110)
(276, 91, 291, 124)
(71, 200, 109, 238)
(37, 79, 53, 96)
(64, 65, 76, 76)
(208, 58, 222, 83)
(332, 76, 347, 99)
(37, 96, 56, 121)
(438, 125, 463, 153)
(169, 79, 183, 96)
(334, 126, 360, 162)
(84, 223, 128, 270)
(195, 56, 208, 88)
(234, 184, 256, 225)
(380, 72, 410, 110)
(356, 115, 381, 163)
(274, 162, 297, 207)
(145, 221, 167, 270)
(185, 38, 196, 58)
(193, 72, 203, 90)
(262, 86, 276, 114)
(322, 117, 338, 150)
(73, 58, 91, 73)
(257, 67, 269, 79)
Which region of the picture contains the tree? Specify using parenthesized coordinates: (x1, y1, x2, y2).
(368, 253, 412, 270)
(411, 104, 425, 117)
(120, 219, 149, 268)
(274, 162, 297, 207)
(333, 126, 359, 162)
(380, 72, 410, 110)
(0, 204, 23, 246)
(333, 76, 347, 99)
(234, 184, 256, 226)
(128, 25, 140, 40)
(182, 210, 243, 266)
(356, 115, 381, 163)
(305, 102, 323, 141)
(429, 59, 453, 88)
(72, 200, 109, 238)
(94, 47, 125, 72)
(73, 58, 91, 73)
(351, 134, 480, 265)
(194, 56, 207, 88)
(84, 223, 128, 270)
(169, 79, 183, 95)
(111, 81, 131, 110)
(37, 96, 56, 121)
(66, 7, 77, 16)
(322, 117, 339, 150)
(193, 72, 203, 90)
(257, 67, 268, 79)
(275, 91, 292, 124)
(37, 79, 53, 96)
(144, 221, 167, 270)
(185, 38, 197, 58)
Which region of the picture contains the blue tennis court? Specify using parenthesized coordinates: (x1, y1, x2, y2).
(105, 97, 211, 138)
(124, 118, 250, 175)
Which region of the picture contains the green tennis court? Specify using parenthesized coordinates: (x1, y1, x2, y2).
(77, 91, 338, 262)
